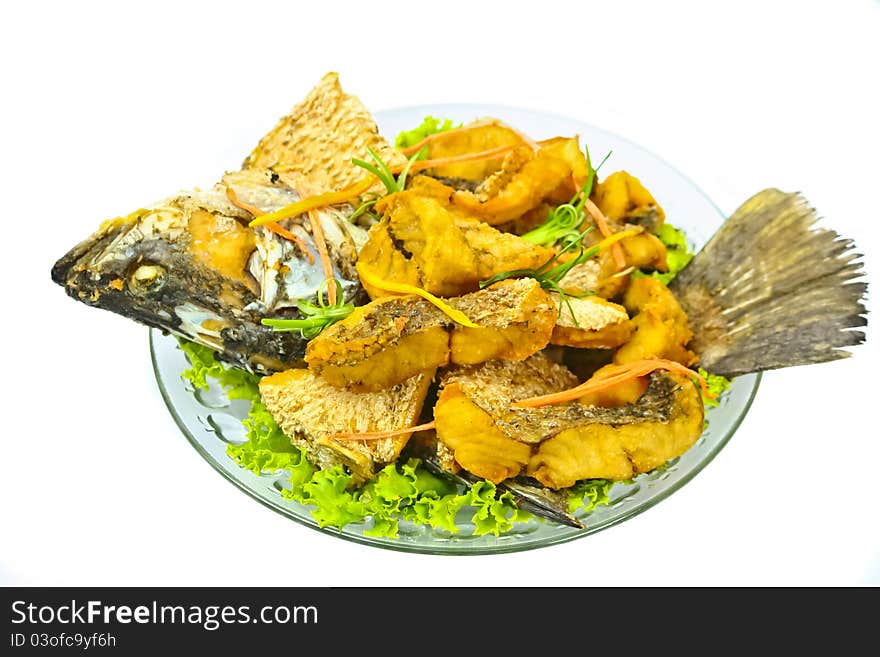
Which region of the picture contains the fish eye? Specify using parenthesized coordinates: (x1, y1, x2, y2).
(129, 264, 167, 295)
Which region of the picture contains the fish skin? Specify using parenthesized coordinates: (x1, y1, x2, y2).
(670, 189, 868, 377)
(51, 173, 367, 374)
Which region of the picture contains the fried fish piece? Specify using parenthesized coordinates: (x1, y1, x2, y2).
(525, 372, 704, 488)
(258, 368, 435, 483)
(549, 294, 632, 349)
(357, 176, 554, 299)
(451, 146, 575, 225)
(306, 279, 556, 391)
(592, 170, 666, 231)
(434, 357, 704, 488)
(422, 120, 525, 181)
(305, 295, 451, 392)
(433, 354, 579, 483)
(614, 276, 696, 366)
(448, 278, 557, 364)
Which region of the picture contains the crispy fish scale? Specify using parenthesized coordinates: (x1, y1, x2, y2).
(549, 294, 632, 349)
(358, 176, 554, 299)
(305, 279, 556, 391)
(258, 368, 435, 484)
(242, 71, 405, 192)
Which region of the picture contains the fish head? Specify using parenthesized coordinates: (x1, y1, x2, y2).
(51, 206, 196, 331)
(51, 194, 301, 373)
(51, 182, 369, 374)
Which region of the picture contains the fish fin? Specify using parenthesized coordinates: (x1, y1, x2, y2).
(669, 189, 867, 377)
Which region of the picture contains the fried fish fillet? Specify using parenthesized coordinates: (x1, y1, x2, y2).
(450, 141, 582, 225)
(433, 355, 704, 488)
(357, 176, 554, 299)
(258, 368, 435, 483)
(614, 276, 696, 366)
(305, 278, 556, 391)
(549, 294, 632, 349)
(433, 354, 578, 483)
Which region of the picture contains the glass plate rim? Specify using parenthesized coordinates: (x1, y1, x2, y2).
(149, 104, 763, 555)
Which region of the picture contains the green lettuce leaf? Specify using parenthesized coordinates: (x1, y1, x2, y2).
(633, 222, 694, 285)
(394, 116, 461, 157)
(568, 479, 614, 514)
(178, 339, 614, 538)
(178, 339, 262, 403)
(699, 367, 732, 409)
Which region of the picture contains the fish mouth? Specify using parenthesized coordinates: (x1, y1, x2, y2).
(51, 221, 130, 293)
(50, 216, 310, 373)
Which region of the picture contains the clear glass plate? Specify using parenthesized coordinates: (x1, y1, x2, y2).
(150, 105, 761, 555)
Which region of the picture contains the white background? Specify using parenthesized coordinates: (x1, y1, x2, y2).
(2, 1, 878, 586)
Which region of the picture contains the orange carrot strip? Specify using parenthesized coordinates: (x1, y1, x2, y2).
(583, 197, 627, 270)
(408, 144, 517, 173)
(249, 176, 374, 227)
(397, 119, 496, 156)
(357, 263, 479, 328)
(225, 185, 266, 218)
(225, 185, 314, 263)
(513, 359, 714, 408)
(330, 421, 437, 442)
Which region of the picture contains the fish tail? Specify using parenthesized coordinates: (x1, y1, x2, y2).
(669, 189, 867, 377)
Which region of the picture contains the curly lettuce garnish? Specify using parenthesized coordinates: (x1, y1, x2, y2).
(699, 367, 732, 409)
(633, 222, 694, 285)
(395, 116, 461, 153)
(567, 479, 613, 514)
(177, 339, 611, 537)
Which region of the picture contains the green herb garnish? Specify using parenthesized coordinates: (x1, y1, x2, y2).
(352, 146, 417, 195)
(480, 227, 597, 325)
(261, 278, 354, 339)
(521, 148, 612, 248)
(349, 147, 422, 223)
